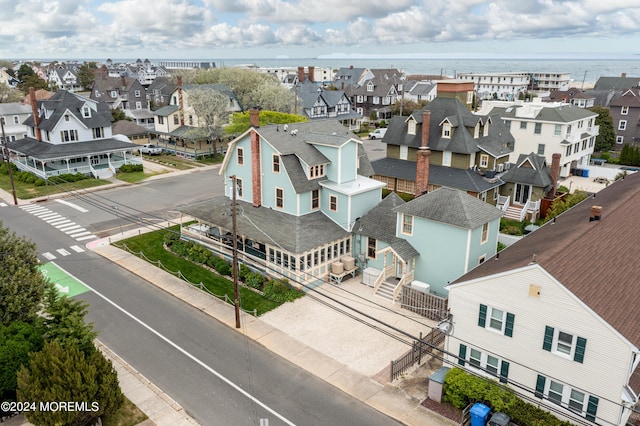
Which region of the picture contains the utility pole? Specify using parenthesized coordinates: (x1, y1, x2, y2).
(231, 175, 241, 329)
(0, 119, 18, 205)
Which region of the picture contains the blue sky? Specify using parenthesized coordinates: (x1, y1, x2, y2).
(1, 0, 640, 60)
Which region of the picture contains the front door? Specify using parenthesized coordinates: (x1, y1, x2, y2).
(514, 183, 531, 205)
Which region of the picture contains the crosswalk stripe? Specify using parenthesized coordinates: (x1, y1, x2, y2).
(42, 252, 56, 260)
(21, 205, 44, 212)
(75, 235, 97, 241)
(53, 220, 72, 227)
(56, 249, 71, 256)
(48, 218, 69, 225)
(44, 215, 64, 222)
(33, 211, 54, 217)
(58, 224, 80, 232)
(68, 230, 91, 238)
(70, 245, 85, 253)
(0, 202, 7, 207)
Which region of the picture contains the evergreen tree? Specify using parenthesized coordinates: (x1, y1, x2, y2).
(0, 321, 44, 401)
(77, 62, 97, 91)
(589, 106, 615, 152)
(17, 341, 124, 426)
(0, 222, 48, 326)
(41, 285, 97, 356)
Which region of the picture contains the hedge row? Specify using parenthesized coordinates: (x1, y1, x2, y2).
(444, 368, 573, 426)
(164, 234, 303, 303)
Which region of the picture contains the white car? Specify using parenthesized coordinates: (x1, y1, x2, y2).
(139, 144, 163, 155)
(368, 128, 387, 139)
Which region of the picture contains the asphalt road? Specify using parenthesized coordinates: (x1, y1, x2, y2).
(0, 176, 401, 426)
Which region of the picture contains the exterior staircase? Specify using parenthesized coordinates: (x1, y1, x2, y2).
(94, 168, 114, 179)
(375, 278, 399, 302)
(503, 204, 524, 221)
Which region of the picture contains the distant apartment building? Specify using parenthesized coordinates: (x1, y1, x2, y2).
(159, 61, 216, 70)
(528, 72, 571, 93)
(457, 72, 529, 101)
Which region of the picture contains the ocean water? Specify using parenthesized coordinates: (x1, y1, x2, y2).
(213, 57, 640, 85)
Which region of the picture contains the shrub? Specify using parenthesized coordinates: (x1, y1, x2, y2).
(238, 264, 252, 281)
(263, 279, 303, 303)
(118, 164, 143, 173)
(443, 368, 572, 426)
(245, 272, 266, 290)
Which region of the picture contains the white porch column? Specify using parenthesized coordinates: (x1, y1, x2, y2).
(65, 158, 70, 173)
(40, 160, 46, 178)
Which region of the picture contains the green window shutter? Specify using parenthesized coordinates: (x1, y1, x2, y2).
(458, 344, 467, 366)
(543, 326, 554, 351)
(535, 375, 546, 398)
(505, 312, 515, 337)
(478, 304, 487, 328)
(574, 337, 587, 363)
(499, 361, 509, 384)
(586, 395, 599, 422)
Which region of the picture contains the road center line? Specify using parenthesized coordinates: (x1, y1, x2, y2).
(50, 262, 296, 426)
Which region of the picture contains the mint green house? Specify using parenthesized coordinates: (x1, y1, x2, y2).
(354, 187, 503, 302)
(178, 112, 384, 288)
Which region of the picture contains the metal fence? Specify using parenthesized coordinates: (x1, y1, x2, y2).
(390, 328, 445, 381)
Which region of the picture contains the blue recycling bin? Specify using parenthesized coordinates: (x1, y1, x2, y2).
(470, 402, 491, 426)
(582, 168, 589, 178)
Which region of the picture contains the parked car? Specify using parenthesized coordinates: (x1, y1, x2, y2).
(368, 128, 387, 139)
(139, 144, 162, 155)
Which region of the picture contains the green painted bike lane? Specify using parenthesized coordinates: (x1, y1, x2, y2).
(39, 262, 91, 297)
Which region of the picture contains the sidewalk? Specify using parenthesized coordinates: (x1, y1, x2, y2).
(87, 226, 458, 426)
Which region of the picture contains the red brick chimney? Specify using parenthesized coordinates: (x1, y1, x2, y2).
(308, 66, 315, 83)
(176, 76, 184, 126)
(421, 110, 431, 148)
(120, 75, 126, 90)
(548, 153, 561, 199)
(29, 87, 42, 142)
(249, 109, 261, 207)
(297, 66, 305, 83)
(415, 148, 431, 196)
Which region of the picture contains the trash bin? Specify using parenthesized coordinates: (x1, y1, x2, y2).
(470, 402, 491, 426)
(582, 168, 589, 178)
(489, 412, 511, 426)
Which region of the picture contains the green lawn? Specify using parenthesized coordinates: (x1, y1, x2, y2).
(0, 173, 111, 199)
(114, 226, 281, 315)
(115, 170, 165, 184)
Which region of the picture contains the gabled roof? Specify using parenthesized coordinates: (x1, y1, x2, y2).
(153, 105, 179, 116)
(394, 187, 503, 229)
(451, 171, 640, 351)
(501, 153, 553, 188)
(355, 193, 419, 262)
(495, 102, 597, 123)
(371, 157, 503, 193)
(280, 154, 326, 194)
(610, 88, 640, 107)
(23, 90, 112, 132)
(112, 120, 148, 136)
(384, 97, 514, 157)
(0, 102, 32, 116)
(593, 76, 640, 91)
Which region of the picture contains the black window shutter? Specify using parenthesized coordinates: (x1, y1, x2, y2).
(535, 374, 546, 398)
(574, 337, 587, 363)
(478, 304, 487, 328)
(499, 361, 509, 384)
(505, 312, 515, 337)
(543, 326, 554, 351)
(458, 344, 467, 366)
(586, 395, 599, 422)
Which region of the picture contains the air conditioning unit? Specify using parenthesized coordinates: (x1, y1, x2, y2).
(496, 163, 504, 172)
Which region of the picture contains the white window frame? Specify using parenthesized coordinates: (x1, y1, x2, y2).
(408, 120, 416, 135)
(237, 147, 244, 165)
(488, 307, 506, 333)
(329, 195, 337, 212)
(480, 154, 489, 168)
(443, 151, 452, 167)
(544, 379, 588, 416)
(554, 124, 562, 136)
(619, 120, 627, 131)
(401, 214, 413, 236)
(621, 106, 629, 115)
(481, 223, 489, 244)
(553, 329, 577, 359)
(400, 145, 408, 160)
(13, 115, 19, 124)
(275, 187, 284, 209)
(616, 136, 624, 144)
(443, 123, 451, 138)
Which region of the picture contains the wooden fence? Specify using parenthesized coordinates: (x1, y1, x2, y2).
(400, 285, 449, 321)
(390, 328, 446, 381)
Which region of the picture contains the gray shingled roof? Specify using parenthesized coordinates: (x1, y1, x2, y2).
(371, 157, 503, 193)
(383, 97, 514, 158)
(280, 154, 326, 193)
(354, 193, 419, 262)
(498, 104, 598, 123)
(394, 187, 503, 229)
(6, 137, 135, 161)
(153, 105, 179, 116)
(24, 90, 112, 132)
(0, 102, 32, 116)
(177, 196, 350, 253)
(112, 120, 149, 136)
(593, 76, 640, 91)
(500, 153, 553, 188)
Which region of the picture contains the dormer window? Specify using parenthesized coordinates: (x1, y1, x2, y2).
(64, 114, 70, 122)
(309, 164, 325, 178)
(111, 90, 117, 98)
(367, 82, 374, 92)
(483, 120, 490, 136)
(443, 123, 452, 138)
(82, 106, 91, 118)
(408, 119, 416, 135)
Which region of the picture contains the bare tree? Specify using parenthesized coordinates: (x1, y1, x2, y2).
(184, 87, 230, 156)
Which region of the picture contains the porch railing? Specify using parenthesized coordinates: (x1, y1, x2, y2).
(392, 270, 415, 301)
(372, 264, 394, 294)
(496, 195, 510, 211)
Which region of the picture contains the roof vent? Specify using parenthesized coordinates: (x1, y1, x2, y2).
(589, 205, 602, 222)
